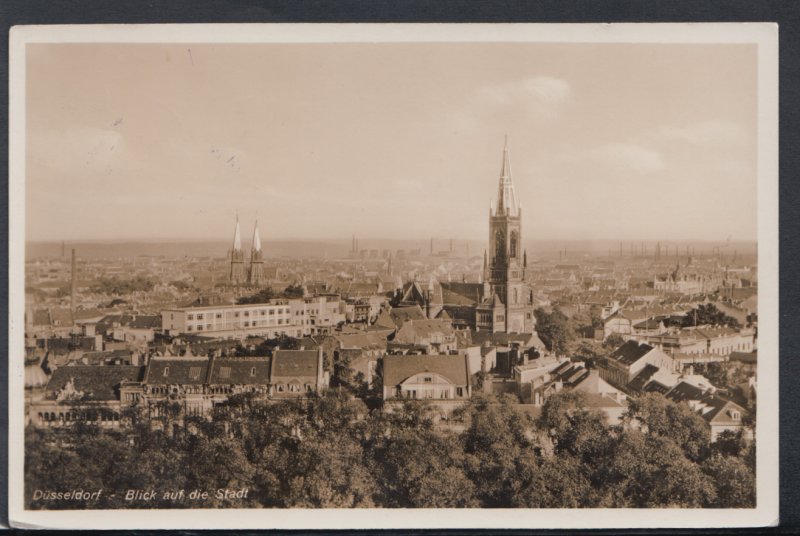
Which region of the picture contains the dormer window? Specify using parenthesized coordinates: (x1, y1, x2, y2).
(163, 367, 169, 377)
(250, 367, 256, 377)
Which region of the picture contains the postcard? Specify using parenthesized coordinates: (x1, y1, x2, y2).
(8, 23, 779, 529)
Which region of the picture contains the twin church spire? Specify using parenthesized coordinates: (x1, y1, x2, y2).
(230, 214, 264, 284)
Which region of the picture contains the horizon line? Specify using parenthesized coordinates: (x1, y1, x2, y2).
(25, 237, 758, 245)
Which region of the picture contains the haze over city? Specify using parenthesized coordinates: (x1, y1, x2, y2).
(26, 42, 757, 244)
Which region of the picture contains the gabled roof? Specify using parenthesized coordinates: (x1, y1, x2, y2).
(207, 357, 271, 385)
(383, 306, 427, 328)
(382, 354, 469, 387)
(335, 331, 389, 350)
(627, 364, 659, 393)
(608, 340, 654, 367)
(665, 381, 706, 403)
(145, 359, 210, 385)
(272, 349, 320, 379)
(699, 396, 748, 425)
(46, 365, 144, 401)
(394, 319, 454, 344)
(439, 282, 484, 306)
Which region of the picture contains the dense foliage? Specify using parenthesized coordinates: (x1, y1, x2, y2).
(237, 285, 306, 305)
(533, 307, 576, 355)
(25, 392, 755, 510)
(681, 303, 741, 328)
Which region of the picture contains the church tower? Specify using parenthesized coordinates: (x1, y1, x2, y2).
(484, 139, 534, 333)
(229, 215, 246, 284)
(248, 219, 264, 285)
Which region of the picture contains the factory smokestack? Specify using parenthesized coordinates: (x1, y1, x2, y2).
(70, 249, 77, 317)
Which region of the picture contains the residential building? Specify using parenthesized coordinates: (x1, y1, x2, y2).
(382, 354, 472, 415)
(599, 340, 677, 392)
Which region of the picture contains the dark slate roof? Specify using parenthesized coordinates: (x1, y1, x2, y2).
(207, 357, 271, 385)
(608, 340, 654, 366)
(439, 282, 484, 306)
(272, 350, 320, 379)
(699, 396, 748, 425)
(46, 365, 144, 401)
(666, 381, 706, 403)
(550, 361, 573, 377)
(382, 354, 469, 387)
(633, 319, 663, 329)
(144, 358, 210, 385)
(627, 364, 659, 393)
(643, 380, 671, 395)
(41, 336, 97, 355)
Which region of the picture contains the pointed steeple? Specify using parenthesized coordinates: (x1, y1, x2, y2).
(232, 214, 242, 252)
(495, 136, 519, 217)
(251, 220, 261, 252)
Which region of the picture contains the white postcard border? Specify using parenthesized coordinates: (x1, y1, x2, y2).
(8, 22, 780, 530)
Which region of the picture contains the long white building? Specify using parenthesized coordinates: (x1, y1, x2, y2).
(162, 295, 345, 339)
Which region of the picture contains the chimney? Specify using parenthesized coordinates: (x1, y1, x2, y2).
(70, 249, 77, 317)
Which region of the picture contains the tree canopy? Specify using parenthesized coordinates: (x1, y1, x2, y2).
(25, 391, 755, 509)
(682, 303, 741, 328)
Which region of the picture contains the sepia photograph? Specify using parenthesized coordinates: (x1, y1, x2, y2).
(8, 23, 779, 530)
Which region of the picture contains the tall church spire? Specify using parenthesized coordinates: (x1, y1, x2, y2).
(251, 219, 261, 252)
(495, 136, 519, 217)
(232, 214, 242, 252)
(248, 218, 264, 285)
(230, 214, 246, 283)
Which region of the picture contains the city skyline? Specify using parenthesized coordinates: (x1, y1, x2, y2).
(26, 41, 757, 243)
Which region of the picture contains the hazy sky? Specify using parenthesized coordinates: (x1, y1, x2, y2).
(26, 42, 757, 243)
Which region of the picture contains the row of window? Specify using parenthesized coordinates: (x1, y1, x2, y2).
(186, 318, 292, 331)
(39, 410, 120, 423)
(187, 309, 288, 321)
(399, 387, 464, 399)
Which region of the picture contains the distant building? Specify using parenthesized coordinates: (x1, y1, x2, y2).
(270, 349, 327, 398)
(29, 348, 329, 427)
(381, 354, 472, 411)
(161, 295, 344, 339)
(599, 340, 677, 392)
(389, 319, 458, 355)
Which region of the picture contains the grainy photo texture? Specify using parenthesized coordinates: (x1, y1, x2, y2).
(9, 24, 779, 530)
